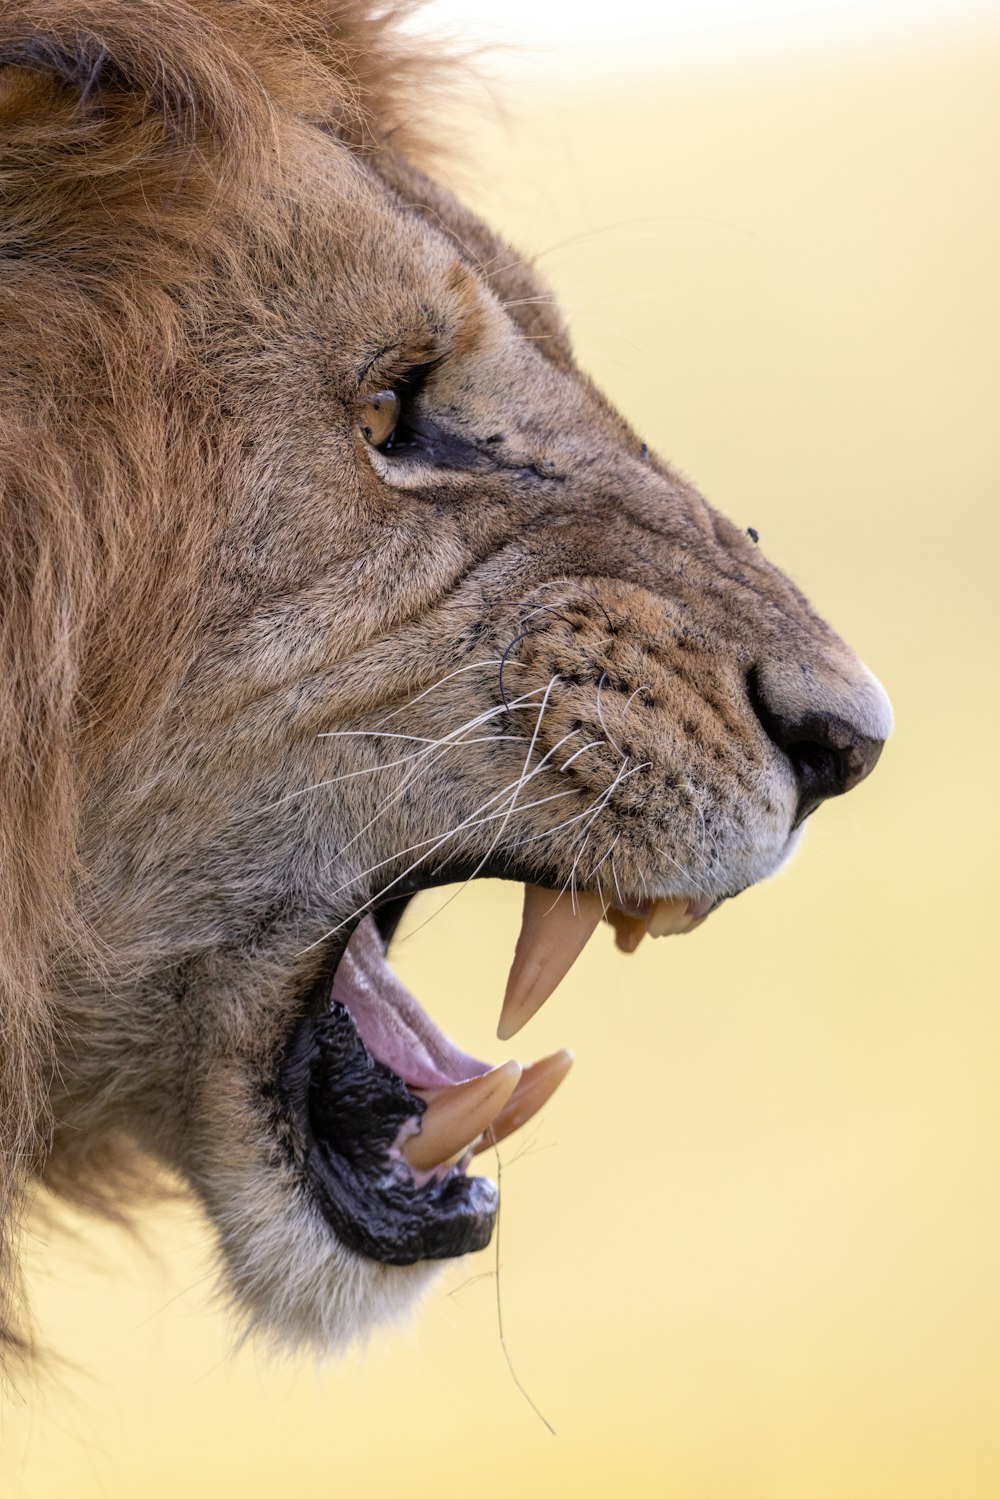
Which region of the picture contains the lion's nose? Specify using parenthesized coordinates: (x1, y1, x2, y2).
(747, 667, 890, 827)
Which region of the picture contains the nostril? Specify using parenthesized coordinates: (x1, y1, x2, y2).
(746, 666, 885, 826)
(783, 735, 852, 825)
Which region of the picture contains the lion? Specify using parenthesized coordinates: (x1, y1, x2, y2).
(0, 0, 891, 1365)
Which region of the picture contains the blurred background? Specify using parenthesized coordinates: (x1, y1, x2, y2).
(4, 2, 1000, 1495)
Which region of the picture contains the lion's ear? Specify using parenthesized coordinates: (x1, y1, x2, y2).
(0, 2, 281, 264)
(0, 2, 269, 162)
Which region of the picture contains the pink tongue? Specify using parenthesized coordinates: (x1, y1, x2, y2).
(330, 916, 489, 1091)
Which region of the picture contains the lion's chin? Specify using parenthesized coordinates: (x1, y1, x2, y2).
(212, 1161, 444, 1357)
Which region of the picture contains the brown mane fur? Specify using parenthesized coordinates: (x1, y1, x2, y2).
(0, 0, 447, 1364)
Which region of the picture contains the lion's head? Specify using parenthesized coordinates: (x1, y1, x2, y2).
(0, 0, 890, 1361)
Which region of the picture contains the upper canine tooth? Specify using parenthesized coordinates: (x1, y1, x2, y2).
(497, 886, 604, 1041)
(402, 1061, 522, 1173)
(647, 897, 692, 938)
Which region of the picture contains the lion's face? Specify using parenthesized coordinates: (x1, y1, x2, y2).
(2, 5, 890, 1355)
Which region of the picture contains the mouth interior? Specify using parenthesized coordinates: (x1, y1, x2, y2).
(333, 914, 489, 1092)
(287, 883, 715, 1266)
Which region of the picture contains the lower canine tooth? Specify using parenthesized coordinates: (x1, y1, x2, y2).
(402, 1060, 522, 1173)
(498, 886, 604, 1041)
(473, 1048, 574, 1155)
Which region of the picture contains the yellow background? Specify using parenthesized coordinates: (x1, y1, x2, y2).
(4, 18, 1000, 1498)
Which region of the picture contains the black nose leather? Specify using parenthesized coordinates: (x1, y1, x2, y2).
(748, 671, 885, 827)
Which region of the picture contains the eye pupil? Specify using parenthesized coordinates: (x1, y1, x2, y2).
(358, 388, 401, 449)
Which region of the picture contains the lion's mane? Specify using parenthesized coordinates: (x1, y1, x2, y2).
(0, 0, 445, 1364)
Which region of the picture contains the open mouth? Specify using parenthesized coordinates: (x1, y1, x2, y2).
(280, 879, 715, 1266)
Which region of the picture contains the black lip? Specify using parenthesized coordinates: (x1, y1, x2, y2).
(280, 1002, 498, 1265)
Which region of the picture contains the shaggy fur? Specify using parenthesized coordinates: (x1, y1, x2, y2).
(0, 0, 890, 1364)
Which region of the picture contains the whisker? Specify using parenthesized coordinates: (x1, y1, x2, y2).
(611, 859, 627, 911)
(265, 750, 429, 810)
(303, 778, 581, 955)
(394, 725, 585, 945)
(266, 737, 529, 813)
(324, 690, 549, 866)
(595, 673, 624, 758)
(621, 683, 652, 717)
(648, 838, 712, 899)
(377, 659, 534, 725)
(500, 295, 558, 309)
(484, 674, 560, 858)
(562, 759, 649, 895)
(506, 761, 650, 856)
(559, 739, 605, 772)
(316, 729, 521, 746)
(588, 831, 621, 889)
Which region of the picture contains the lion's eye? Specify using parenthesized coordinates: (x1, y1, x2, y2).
(358, 389, 402, 450)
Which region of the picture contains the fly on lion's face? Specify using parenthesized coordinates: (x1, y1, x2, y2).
(0, 0, 890, 1358)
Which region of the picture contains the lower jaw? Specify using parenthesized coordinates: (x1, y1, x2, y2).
(280, 998, 499, 1265)
(278, 862, 726, 1267)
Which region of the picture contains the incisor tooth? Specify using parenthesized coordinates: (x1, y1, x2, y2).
(401, 1060, 521, 1172)
(606, 907, 649, 953)
(473, 1047, 574, 1154)
(647, 897, 691, 937)
(498, 886, 604, 1041)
